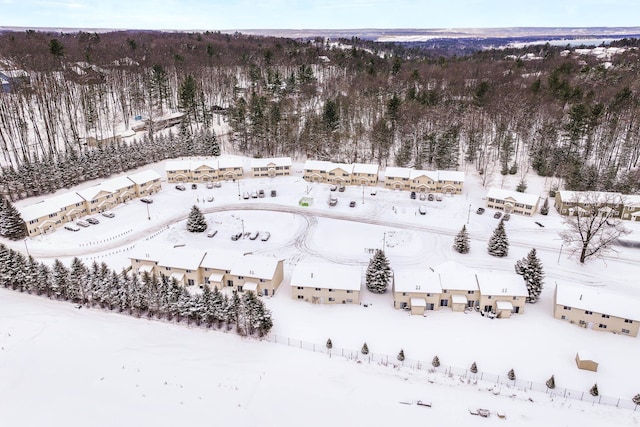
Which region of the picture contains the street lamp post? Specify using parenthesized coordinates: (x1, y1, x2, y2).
(362, 184, 365, 205)
(237, 179, 241, 200)
(24, 238, 30, 257)
(467, 204, 471, 224)
(146, 202, 150, 220)
(241, 219, 245, 234)
(557, 243, 564, 265)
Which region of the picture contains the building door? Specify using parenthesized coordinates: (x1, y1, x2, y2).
(227, 280, 233, 287)
(264, 289, 269, 296)
(440, 299, 448, 307)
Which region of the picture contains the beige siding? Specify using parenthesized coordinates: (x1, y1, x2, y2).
(292, 286, 360, 304)
(553, 303, 639, 337)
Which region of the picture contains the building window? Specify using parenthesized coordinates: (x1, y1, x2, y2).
(561, 315, 566, 320)
(328, 298, 335, 302)
(622, 328, 630, 334)
(314, 287, 321, 291)
(346, 290, 353, 293)
(513, 296, 517, 300)
(346, 299, 353, 303)
(467, 290, 474, 294)
(329, 289, 334, 292)
(602, 314, 610, 318)
(297, 295, 304, 300)
(563, 306, 571, 310)
(585, 310, 593, 315)
(598, 324, 607, 329)
(297, 286, 304, 290)
(488, 295, 492, 299)
(624, 319, 633, 323)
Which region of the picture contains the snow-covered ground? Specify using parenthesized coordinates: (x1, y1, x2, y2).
(4, 156, 640, 426)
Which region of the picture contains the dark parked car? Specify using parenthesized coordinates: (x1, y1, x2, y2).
(270, 190, 277, 197)
(191, 183, 197, 189)
(231, 232, 242, 241)
(410, 191, 416, 199)
(140, 197, 153, 204)
(476, 207, 485, 214)
(493, 212, 502, 219)
(503, 213, 511, 221)
(535, 221, 545, 228)
(349, 201, 356, 207)
(175, 184, 186, 191)
(428, 193, 434, 201)
(86, 217, 100, 225)
(258, 189, 265, 198)
(338, 185, 346, 192)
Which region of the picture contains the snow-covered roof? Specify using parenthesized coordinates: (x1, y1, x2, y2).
(487, 187, 539, 207)
(157, 248, 206, 271)
(384, 167, 412, 179)
(326, 162, 353, 174)
(102, 176, 135, 192)
(409, 169, 438, 181)
(217, 158, 243, 169)
(352, 163, 379, 175)
(137, 265, 154, 274)
(410, 297, 427, 307)
(200, 249, 239, 271)
(128, 169, 162, 184)
(190, 160, 218, 171)
(165, 160, 192, 171)
(555, 283, 640, 321)
(437, 170, 465, 182)
(47, 191, 85, 208)
(303, 160, 329, 171)
(476, 272, 528, 297)
(291, 262, 361, 291)
(250, 157, 292, 168)
(452, 295, 468, 304)
(624, 195, 640, 208)
(393, 270, 442, 293)
(243, 281, 258, 292)
(170, 272, 185, 282)
(19, 201, 58, 221)
(557, 191, 623, 205)
(496, 300, 514, 311)
(230, 255, 282, 280)
(128, 244, 163, 262)
(76, 184, 113, 201)
(434, 261, 478, 291)
(208, 272, 225, 283)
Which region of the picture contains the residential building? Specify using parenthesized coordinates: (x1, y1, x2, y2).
(156, 248, 207, 287)
(250, 157, 292, 178)
(290, 262, 361, 304)
(128, 170, 162, 197)
(621, 195, 640, 221)
(200, 249, 238, 289)
(77, 184, 117, 215)
(165, 160, 192, 183)
(303, 160, 330, 183)
(392, 269, 442, 315)
(325, 162, 353, 185)
(226, 255, 284, 296)
(436, 170, 465, 194)
(554, 190, 623, 217)
(21, 201, 61, 237)
(190, 160, 219, 183)
(217, 158, 244, 180)
(102, 176, 137, 204)
(434, 261, 479, 311)
(476, 272, 528, 318)
(352, 163, 379, 186)
(384, 167, 412, 190)
(553, 283, 640, 337)
(486, 187, 540, 216)
(409, 170, 438, 193)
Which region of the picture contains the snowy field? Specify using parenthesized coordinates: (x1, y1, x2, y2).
(4, 156, 640, 426)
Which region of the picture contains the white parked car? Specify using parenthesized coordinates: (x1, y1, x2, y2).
(260, 232, 271, 241)
(76, 220, 90, 227)
(102, 211, 115, 218)
(207, 230, 218, 238)
(249, 231, 259, 240)
(65, 224, 80, 232)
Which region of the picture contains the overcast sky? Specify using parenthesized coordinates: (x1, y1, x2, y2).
(1, 0, 638, 30)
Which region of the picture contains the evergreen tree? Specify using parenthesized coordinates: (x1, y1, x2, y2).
(515, 178, 528, 193)
(0, 197, 27, 240)
(487, 219, 509, 257)
(470, 361, 478, 374)
(546, 375, 556, 390)
(515, 248, 545, 303)
(326, 338, 333, 350)
(432, 355, 440, 368)
(453, 225, 470, 254)
(361, 342, 369, 355)
(397, 349, 405, 362)
(365, 249, 391, 294)
(540, 197, 550, 215)
(590, 383, 599, 397)
(507, 368, 516, 381)
(186, 205, 207, 232)
(633, 393, 640, 406)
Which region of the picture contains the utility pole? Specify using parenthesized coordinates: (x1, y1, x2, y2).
(24, 238, 30, 257)
(467, 204, 471, 224)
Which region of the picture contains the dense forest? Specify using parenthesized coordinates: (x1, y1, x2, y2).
(1, 29, 640, 199)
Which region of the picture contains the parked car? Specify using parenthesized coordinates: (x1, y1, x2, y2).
(476, 207, 485, 214)
(503, 213, 511, 221)
(419, 205, 427, 215)
(258, 189, 265, 198)
(206, 182, 214, 189)
(410, 191, 416, 199)
(328, 196, 338, 206)
(243, 192, 250, 199)
(231, 232, 242, 241)
(270, 190, 277, 197)
(86, 217, 100, 225)
(330, 184, 337, 191)
(338, 185, 346, 192)
(251, 190, 258, 198)
(175, 184, 186, 191)
(428, 193, 435, 201)
(249, 231, 260, 240)
(191, 183, 197, 189)
(140, 197, 153, 203)
(213, 181, 222, 188)
(349, 200, 356, 207)
(260, 231, 271, 241)
(435, 193, 443, 201)
(206, 196, 214, 202)
(76, 220, 90, 227)
(419, 193, 426, 201)
(207, 230, 218, 238)
(493, 212, 502, 219)
(102, 211, 115, 218)
(535, 221, 545, 228)
(370, 189, 377, 196)
(64, 224, 80, 232)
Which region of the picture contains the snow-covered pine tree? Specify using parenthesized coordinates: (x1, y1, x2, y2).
(69, 257, 89, 304)
(487, 219, 509, 257)
(0, 197, 27, 240)
(186, 205, 207, 232)
(453, 225, 470, 254)
(326, 338, 333, 350)
(590, 383, 599, 397)
(397, 349, 405, 362)
(361, 342, 369, 355)
(515, 248, 545, 303)
(540, 197, 549, 215)
(470, 361, 478, 374)
(515, 178, 527, 193)
(508, 368, 516, 381)
(365, 249, 391, 294)
(546, 375, 556, 389)
(52, 259, 71, 301)
(432, 355, 440, 368)
(633, 393, 640, 406)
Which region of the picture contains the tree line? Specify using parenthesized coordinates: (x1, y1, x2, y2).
(0, 243, 273, 337)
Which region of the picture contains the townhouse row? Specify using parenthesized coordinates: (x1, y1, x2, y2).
(554, 190, 640, 221)
(129, 246, 284, 297)
(165, 157, 292, 183)
(20, 170, 162, 237)
(486, 187, 540, 216)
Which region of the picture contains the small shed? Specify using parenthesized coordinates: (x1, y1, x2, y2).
(575, 352, 598, 372)
(410, 297, 426, 316)
(451, 294, 467, 312)
(299, 197, 313, 207)
(496, 300, 514, 318)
